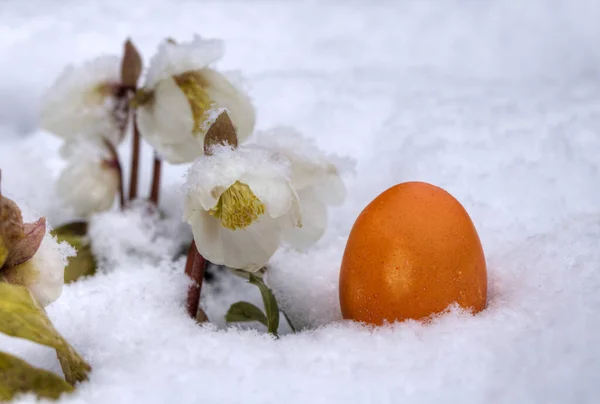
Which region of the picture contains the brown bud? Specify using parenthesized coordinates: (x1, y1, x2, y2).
(204, 111, 238, 155)
(3, 217, 46, 269)
(121, 39, 143, 88)
(0, 196, 25, 250)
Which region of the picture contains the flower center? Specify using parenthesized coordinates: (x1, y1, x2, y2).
(209, 181, 265, 230)
(173, 71, 215, 135)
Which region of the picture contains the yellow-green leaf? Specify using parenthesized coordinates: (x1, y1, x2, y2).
(0, 351, 73, 401)
(0, 236, 8, 268)
(51, 222, 96, 284)
(0, 283, 91, 385)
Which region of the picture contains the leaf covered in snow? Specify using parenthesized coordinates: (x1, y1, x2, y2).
(51, 221, 96, 283)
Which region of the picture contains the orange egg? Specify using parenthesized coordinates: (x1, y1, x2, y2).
(339, 181, 487, 325)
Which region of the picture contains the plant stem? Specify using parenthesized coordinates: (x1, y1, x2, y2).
(149, 153, 162, 205)
(128, 111, 141, 201)
(185, 241, 208, 321)
(103, 139, 125, 210)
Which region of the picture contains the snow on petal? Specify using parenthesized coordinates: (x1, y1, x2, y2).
(199, 68, 256, 144)
(145, 35, 225, 88)
(184, 144, 300, 271)
(40, 55, 127, 146)
(137, 36, 255, 164)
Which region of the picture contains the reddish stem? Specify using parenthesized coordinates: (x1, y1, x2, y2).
(185, 241, 207, 320)
(129, 111, 141, 201)
(149, 153, 162, 205)
(103, 139, 125, 210)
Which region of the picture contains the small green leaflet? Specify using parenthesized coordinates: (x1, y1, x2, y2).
(225, 301, 268, 327)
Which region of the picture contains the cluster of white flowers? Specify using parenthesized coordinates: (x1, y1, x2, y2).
(41, 33, 347, 275)
(41, 54, 129, 217)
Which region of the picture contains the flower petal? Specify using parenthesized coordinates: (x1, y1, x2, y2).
(145, 35, 224, 88)
(188, 210, 225, 266)
(311, 169, 347, 206)
(56, 160, 119, 217)
(138, 77, 203, 164)
(283, 188, 328, 251)
(40, 55, 123, 143)
(199, 68, 255, 143)
(219, 216, 282, 271)
(3, 234, 66, 307)
(242, 176, 293, 219)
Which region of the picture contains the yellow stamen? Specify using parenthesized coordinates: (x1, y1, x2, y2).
(173, 71, 213, 135)
(209, 181, 265, 230)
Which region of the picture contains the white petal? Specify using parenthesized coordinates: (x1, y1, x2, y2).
(242, 175, 294, 219)
(137, 77, 203, 164)
(311, 169, 347, 206)
(57, 160, 119, 217)
(219, 216, 283, 271)
(188, 210, 225, 266)
(40, 55, 123, 142)
(145, 35, 224, 88)
(3, 234, 66, 307)
(283, 188, 328, 251)
(199, 68, 255, 143)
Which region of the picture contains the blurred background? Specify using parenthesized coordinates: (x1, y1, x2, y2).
(1, 0, 599, 137)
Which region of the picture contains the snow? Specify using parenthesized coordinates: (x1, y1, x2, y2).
(144, 35, 224, 88)
(1, 0, 600, 403)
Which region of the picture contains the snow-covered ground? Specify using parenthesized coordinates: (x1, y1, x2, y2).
(1, 0, 600, 402)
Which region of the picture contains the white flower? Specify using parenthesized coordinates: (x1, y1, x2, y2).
(256, 128, 347, 250)
(56, 140, 120, 217)
(2, 233, 73, 307)
(40, 55, 129, 146)
(137, 35, 255, 164)
(183, 145, 301, 271)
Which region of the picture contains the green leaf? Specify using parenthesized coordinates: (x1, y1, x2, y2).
(51, 222, 96, 284)
(281, 309, 297, 333)
(60, 236, 96, 284)
(0, 283, 91, 385)
(0, 351, 73, 401)
(51, 221, 88, 238)
(248, 274, 280, 337)
(0, 351, 73, 400)
(225, 301, 268, 327)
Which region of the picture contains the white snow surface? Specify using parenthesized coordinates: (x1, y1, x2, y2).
(1, 0, 600, 403)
